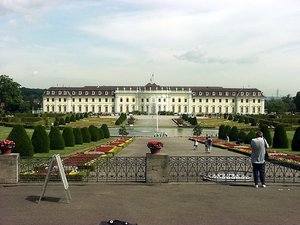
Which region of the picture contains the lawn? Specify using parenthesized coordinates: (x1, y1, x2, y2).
(65, 117, 116, 128)
(198, 117, 253, 129)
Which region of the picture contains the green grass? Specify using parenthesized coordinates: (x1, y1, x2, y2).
(269, 130, 300, 156)
(198, 118, 253, 129)
(66, 117, 116, 128)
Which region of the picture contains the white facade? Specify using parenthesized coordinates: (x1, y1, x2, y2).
(43, 83, 265, 115)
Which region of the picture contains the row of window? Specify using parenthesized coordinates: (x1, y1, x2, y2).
(47, 97, 261, 104)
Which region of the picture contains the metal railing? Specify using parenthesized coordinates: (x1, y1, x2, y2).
(19, 156, 300, 183)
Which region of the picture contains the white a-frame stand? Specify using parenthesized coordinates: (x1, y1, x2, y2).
(38, 154, 72, 204)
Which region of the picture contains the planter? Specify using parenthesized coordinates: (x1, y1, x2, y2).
(1, 148, 12, 155)
(147, 141, 163, 154)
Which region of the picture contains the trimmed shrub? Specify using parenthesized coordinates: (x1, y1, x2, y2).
(101, 124, 110, 138)
(89, 125, 99, 141)
(237, 130, 247, 143)
(225, 126, 231, 137)
(229, 126, 239, 141)
(228, 114, 233, 120)
(65, 116, 70, 123)
(245, 130, 256, 144)
(73, 128, 83, 145)
(218, 125, 226, 140)
(59, 117, 65, 125)
(31, 125, 50, 153)
(62, 127, 75, 147)
(81, 127, 91, 143)
(98, 127, 104, 140)
(273, 125, 289, 148)
(75, 113, 81, 120)
(49, 126, 65, 150)
(260, 124, 273, 146)
(292, 127, 300, 151)
(244, 117, 249, 125)
(70, 114, 76, 122)
(7, 124, 34, 157)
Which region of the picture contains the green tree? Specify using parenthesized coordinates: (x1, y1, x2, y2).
(265, 98, 287, 114)
(260, 124, 273, 146)
(294, 91, 300, 112)
(229, 126, 239, 141)
(81, 127, 91, 143)
(98, 127, 104, 139)
(49, 126, 65, 150)
(237, 130, 247, 143)
(31, 125, 50, 153)
(218, 125, 226, 139)
(282, 94, 296, 112)
(62, 127, 75, 147)
(273, 125, 289, 148)
(7, 124, 34, 156)
(89, 125, 99, 141)
(193, 125, 202, 136)
(245, 130, 256, 144)
(73, 128, 83, 145)
(101, 124, 110, 138)
(291, 127, 300, 151)
(0, 75, 23, 113)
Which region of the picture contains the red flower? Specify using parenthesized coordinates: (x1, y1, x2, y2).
(147, 141, 163, 149)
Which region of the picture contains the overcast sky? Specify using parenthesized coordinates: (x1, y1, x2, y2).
(1, 0, 299, 96)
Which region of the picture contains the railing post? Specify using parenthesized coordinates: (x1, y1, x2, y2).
(146, 153, 169, 183)
(0, 153, 19, 184)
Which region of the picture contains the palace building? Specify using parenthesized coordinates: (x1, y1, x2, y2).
(42, 83, 265, 115)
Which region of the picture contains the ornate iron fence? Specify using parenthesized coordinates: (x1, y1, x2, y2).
(19, 156, 300, 183)
(169, 156, 300, 183)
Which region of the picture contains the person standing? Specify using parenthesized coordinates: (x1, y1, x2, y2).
(205, 136, 212, 153)
(193, 140, 198, 150)
(251, 131, 269, 188)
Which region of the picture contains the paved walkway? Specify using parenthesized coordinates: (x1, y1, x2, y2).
(1, 183, 299, 225)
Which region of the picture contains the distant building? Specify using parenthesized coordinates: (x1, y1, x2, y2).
(42, 83, 265, 115)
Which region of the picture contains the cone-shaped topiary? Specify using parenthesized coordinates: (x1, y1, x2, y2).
(101, 124, 110, 138)
(49, 126, 65, 150)
(273, 125, 289, 148)
(225, 126, 232, 137)
(81, 127, 91, 143)
(260, 124, 273, 146)
(237, 130, 247, 143)
(62, 127, 75, 147)
(218, 125, 226, 140)
(31, 125, 50, 153)
(229, 126, 239, 141)
(70, 114, 76, 122)
(292, 127, 300, 151)
(98, 127, 104, 140)
(245, 130, 256, 144)
(89, 125, 99, 141)
(73, 128, 83, 145)
(7, 124, 34, 156)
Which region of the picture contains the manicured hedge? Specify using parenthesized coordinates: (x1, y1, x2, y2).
(31, 125, 50, 153)
(273, 125, 289, 148)
(62, 127, 75, 147)
(49, 126, 65, 150)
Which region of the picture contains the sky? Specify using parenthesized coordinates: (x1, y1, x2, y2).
(0, 0, 300, 97)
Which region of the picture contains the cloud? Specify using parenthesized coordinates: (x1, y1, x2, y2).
(175, 47, 258, 64)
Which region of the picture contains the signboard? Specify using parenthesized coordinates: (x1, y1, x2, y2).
(38, 154, 71, 203)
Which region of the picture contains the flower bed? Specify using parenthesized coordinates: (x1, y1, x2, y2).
(189, 137, 300, 170)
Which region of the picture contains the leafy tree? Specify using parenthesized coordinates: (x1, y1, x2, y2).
(265, 98, 287, 114)
(49, 126, 65, 150)
(31, 125, 50, 153)
(259, 124, 273, 146)
(0, 75, 23, 113)
(73, 128, 83, 145)
(193, 125, 202, 136)
(229, 126, 239, 141)
(294, 91, 300, 112)
(273, 125, 289, 148)
(282, 94, 296, 112)
(20, 87, 44, 111)
(62, 127, 75, 147)
(89, 125, 99, 141)
(101, 124, 110, 138)
(7, 124, 34, 156)
(81, 127, 91, 143)
(291, 127, 300, 151)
